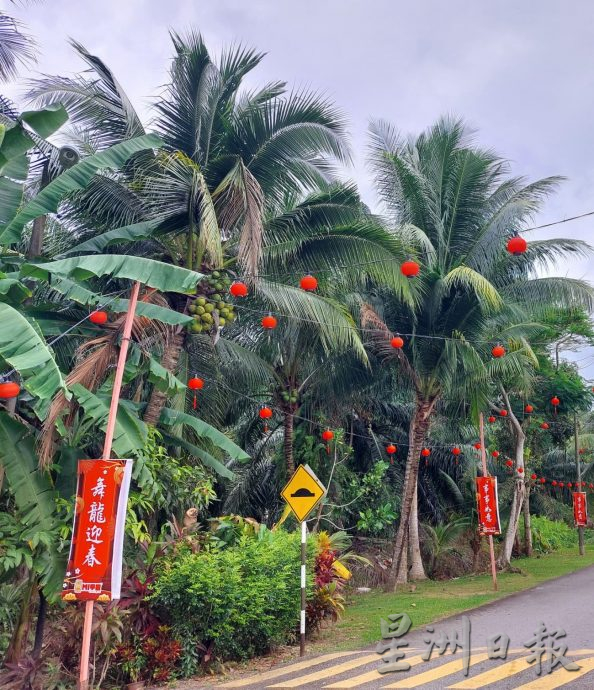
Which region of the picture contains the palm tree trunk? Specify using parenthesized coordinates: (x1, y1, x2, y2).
(5, 571, 35, 662)
(385, 396, 434, 591)
(395, 537, 408, 585)
(408, 486, 427, 580)
(498, 436, 526, 568)
(284, 411, 295, 475)
(143, 330, 185, 425)
(523, 485, 532, 557)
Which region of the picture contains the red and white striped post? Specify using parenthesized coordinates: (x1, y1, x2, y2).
(300, 520, 307, 656)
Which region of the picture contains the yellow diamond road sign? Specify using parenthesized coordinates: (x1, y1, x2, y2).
(281, 464, 327, 522)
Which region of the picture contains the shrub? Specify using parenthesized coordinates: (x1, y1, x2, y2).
(529, 516, 578, 553)
(150, 530, 312, 664)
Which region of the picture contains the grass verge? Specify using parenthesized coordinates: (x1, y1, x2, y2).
(311, 547, 594, 652)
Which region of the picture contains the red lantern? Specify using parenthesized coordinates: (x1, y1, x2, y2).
(531, 473, 537, 480)
(517, 467, 524, 474)
(0, 381, 20, 399)
(322, 428, 334, 454)
(550, 396, 560, 407)
(188, 377, 204, 409)
(559, 482, 564, 488)
(540, 422, 549, 430)
(386, 443, 397, 455)
(300, 274, 318, 291)
(500, 409, 508, 417)
(474, 442, 482, 450)
(400, 260, 420, 278)
(505, 459, 513, 467)
(492, 450, 500, 458)
(540, 478, 546, 484)
(421, 448, 431, 457)
(552, 480, 558, 487)
(568, 482, 573, 488)
(259, 405, 273, 433)
(589, 483, 594, 489)
(525, 404, 534, 414)
(488, 415, 496, 423)
(507, 235, 527, 255)
(230, 281, 248, 297)
(262, 315, 278, 330)
(491, 345, 506, 358)
(452, 447, 461, 456)
(89, 310, 108, 325)
(391, 336, 404, 349)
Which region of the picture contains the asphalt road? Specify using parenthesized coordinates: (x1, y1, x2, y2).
(195, 563, 594, 690)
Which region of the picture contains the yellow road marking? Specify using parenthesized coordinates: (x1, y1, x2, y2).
(219, 652, 364, 687)
(324, 654, 427, 688)
(268, 653, 380, 687)
(513, 655, 594, 689)
(384, 653, 490, 688)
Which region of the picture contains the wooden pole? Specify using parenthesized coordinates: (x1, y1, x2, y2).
(78, 282, 141, 690)
(575, 412, 585, 556)
(300, 520, 307, 657)
(479, 412, 498, 591)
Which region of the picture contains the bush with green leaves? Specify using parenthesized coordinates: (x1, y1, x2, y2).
(150, 529, 313, 665)
(527, 516, 578, 553)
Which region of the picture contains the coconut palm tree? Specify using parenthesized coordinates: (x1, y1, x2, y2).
(366, 116, 593, 588)
(0, 2, 37, 82)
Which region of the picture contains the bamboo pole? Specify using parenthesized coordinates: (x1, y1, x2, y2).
(78, 282, 141, 690)
(479, 412, 498, 591)
(575, 412, 585, 556)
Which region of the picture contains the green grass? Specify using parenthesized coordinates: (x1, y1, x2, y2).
(311, 548, 594, 652)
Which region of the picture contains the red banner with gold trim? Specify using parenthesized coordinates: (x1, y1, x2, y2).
(476, 476, 501, 536)
(62, 459, 132, 602)
(573, 491, 588, 527)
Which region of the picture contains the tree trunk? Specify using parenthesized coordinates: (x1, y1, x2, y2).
(395, 536, 408, 585)
(385, 396, 434, 591)
(284, 411, 295, 475)
(523, 485, 533, 557)
(32, 591, 46, 659)
(5, 571, 35, 662)
(143, 331, 185, 425)
(408, 486, 427, 580)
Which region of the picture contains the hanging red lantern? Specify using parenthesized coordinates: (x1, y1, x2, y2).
(568, 482, 573, 488)
(525, 404, 534, 414)
(0, 381, 20, 399)
(559, 482, 564, 488)
(499, 409, 508, 417)
(550, 396, 560, 407)
(474, 442, 482, 450)
(262, 315, 278, 330)
(552, 480, 558, 487)
(530, 473, 537, 480)
(391, 336, 404, 349)
(505, 459, 513, 467)
(259, 406, 273, 433)
(300, 274, 318, 291)
(540, 477, 546, 484)
(322, 428, 334, 455)
(492, 450, 500, 458)
(452, 447, 461, 456)
(540, 422, 550, 430)
(421, 448, 431, 457)
(230, 281, 248, 297)
(488, 415, 496, 423)
(89, 310, 108, 325)
(517, 467, 524, 474)
(589, 483, 594, 489)
(386, 443, 397, 455)
(400, 260, 420, 278)
(188, 376, 204, 409)
(491, 344, 506, 358)
(581, 481, 586, 487)
(507, 235, 527, 255)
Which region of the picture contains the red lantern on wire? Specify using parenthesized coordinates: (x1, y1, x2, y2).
(505, 459, 513, 468)
(552, 480, 558, 487)
(386, 443, 397, 464)
(488, 415, 496, 424)
(517, 467, 524, 474)
(262, 314, 278, 330)
(188, 376, 204, 409)
(589, 483, 594, 489)
(540, 422, 550, 430)
(530, 473, 537, 480)
(452, 447, 461, 456)
(525, 404, 534, 414)
(400, 260, 420, 278)
(474, 442, 482, 450)
(259, 405, 273, 433)
(491, 344, 506, 358)
(230, 281, 248, 297)
(492, 450, 500, 458)
(322, 428, 334, 454)
(568, 482, 573, 488)
(391, 336, 404, 349)
(550, 396, 560, 414)
(540, 477, 546, 484)
(507, 235, 527, 255)
(559, 482, 564, 488)
(421, 448, 431, 457)
(499, 409, 508, 417)
(300, 274, 318, 291)
(0, 381, 20, 399)
(89, 310, 108, 325)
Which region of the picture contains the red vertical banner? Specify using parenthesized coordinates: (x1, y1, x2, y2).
(476, 476, 501, 536)
(62, 459, 132, 602)
(573, 491, 588, 527)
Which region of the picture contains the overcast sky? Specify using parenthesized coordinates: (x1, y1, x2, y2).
(5, 0, 594, 372)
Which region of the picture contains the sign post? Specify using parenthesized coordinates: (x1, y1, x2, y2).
(76, 281, 141, 690)
(281, 464, 326, 657)
(575, 412, 585, 555)
(478, 412, 499, 591)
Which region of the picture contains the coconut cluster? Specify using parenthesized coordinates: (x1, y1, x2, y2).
(280, 388, 299, 406)
(188, 271, 237, 334)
